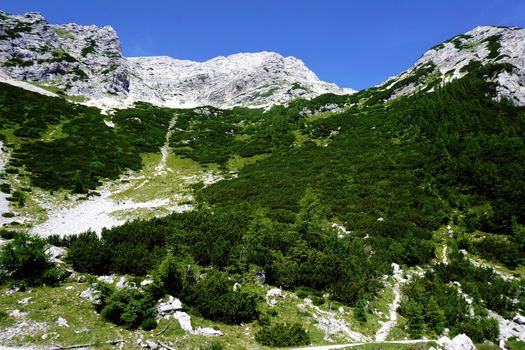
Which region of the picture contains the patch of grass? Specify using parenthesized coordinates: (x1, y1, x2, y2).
(226, 154, 270, 171)
(4, 56, 34, 67)
(81, 40, 97, 57)
(53, 28, 76, 40)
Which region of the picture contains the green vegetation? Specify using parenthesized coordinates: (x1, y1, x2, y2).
(484, 35, 503, 60)
(1, 47, 525, 348)
(81, 39, 97, 57)
(4, 55, 34, 67)
(0, 84, 172, 192)
(0, 21, 33, 40)
(53, 28, 76, 40)
(0, 233, 68, 286)
(255, 322, 310, 347)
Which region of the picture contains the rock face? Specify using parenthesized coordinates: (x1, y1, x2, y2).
(0, 11, 129, 99)
(127, 52, 354, 108)
(0, 11, 352, 109)
(376, 26, 525, 106)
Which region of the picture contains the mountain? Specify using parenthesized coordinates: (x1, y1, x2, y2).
(0, 13, 525, 350)
(368, 25, 525, 105)
(127, 52, 352, 109)
(0, 11, 353, 109)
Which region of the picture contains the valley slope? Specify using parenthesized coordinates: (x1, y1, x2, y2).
(0, 15, 524, 350)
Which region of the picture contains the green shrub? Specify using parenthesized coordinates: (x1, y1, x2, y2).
(140, 317, 158, 331)
(199, 341, 224, 350)
(0, 229, 18, 240)
(183, 270, 259, 324)
(0, 233, 67, 285)
(255, 322, 310, 347)
(99, 288, 157, 329)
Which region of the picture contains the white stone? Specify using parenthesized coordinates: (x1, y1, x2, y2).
(79, 287, 100, 302)
(145, 340, 158, 349)
(157, 296, 183, 316)
(57, 317, 69, 327)
(115, 276, 127, 289)
(97, 275, 115, 284)
(173, 311, 193, 333)
(438, 336, 452, 348)
(377, 217, 385, 222)
(17, 297, 32, 305)
(45, 245, 67, 261)
(140, 279, 154, 287)
(266, 288, 283, 298)
(445, 334, 476, 350)
(195, 327, 224, 337)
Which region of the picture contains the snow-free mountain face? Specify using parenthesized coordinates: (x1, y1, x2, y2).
(0, 11, 353, 109)
(0, 11, 130, 99)
(372, 26, 525, 105)
(127, 53, 354, 109)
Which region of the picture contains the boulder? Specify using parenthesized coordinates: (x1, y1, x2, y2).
(116, 276, 127, 289)
(45, 245, 67, 261)
(173, 311, 193, 332)
(97, 275, 115, 284)
(438, 336, 452, 348)
(445, 334, 476, 350)
(157, 296, 183, 316)
(145, 340, 159, 349)
(140, 279, 154, 287)
(79, 286, 101, 302)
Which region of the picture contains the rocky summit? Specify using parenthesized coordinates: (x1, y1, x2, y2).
(0, 11, 352, 109)
(374, 26, 525, 105)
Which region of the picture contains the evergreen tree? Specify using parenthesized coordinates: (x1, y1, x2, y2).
(354, 299, 367, 323)
(405, 301, 424, 339)
(425, 297, 445, 335)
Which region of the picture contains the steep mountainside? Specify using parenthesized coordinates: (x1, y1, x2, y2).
(127, 53, 352, 108)
(0, 11, 352, 109)
(369, 26, 525, 105)
(0, 11, 130, 98)
(0, 15, 524, 350)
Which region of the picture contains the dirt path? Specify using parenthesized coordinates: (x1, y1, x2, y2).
(292, 339, 434, 350)
(375, 263, 405, 341)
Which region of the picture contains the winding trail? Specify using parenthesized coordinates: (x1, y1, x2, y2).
(375, 263, 405, 341)
(155, 114, 177, 176)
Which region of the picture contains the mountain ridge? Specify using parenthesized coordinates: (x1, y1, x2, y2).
(0, 11, 353, 110)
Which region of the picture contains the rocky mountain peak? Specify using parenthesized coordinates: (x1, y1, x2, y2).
(126, 51, 354, 109)
(0, 11, 352, 110)
(375, 25, 525, 105)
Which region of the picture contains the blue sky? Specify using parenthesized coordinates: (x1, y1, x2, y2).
(2, 0, 524, 89)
